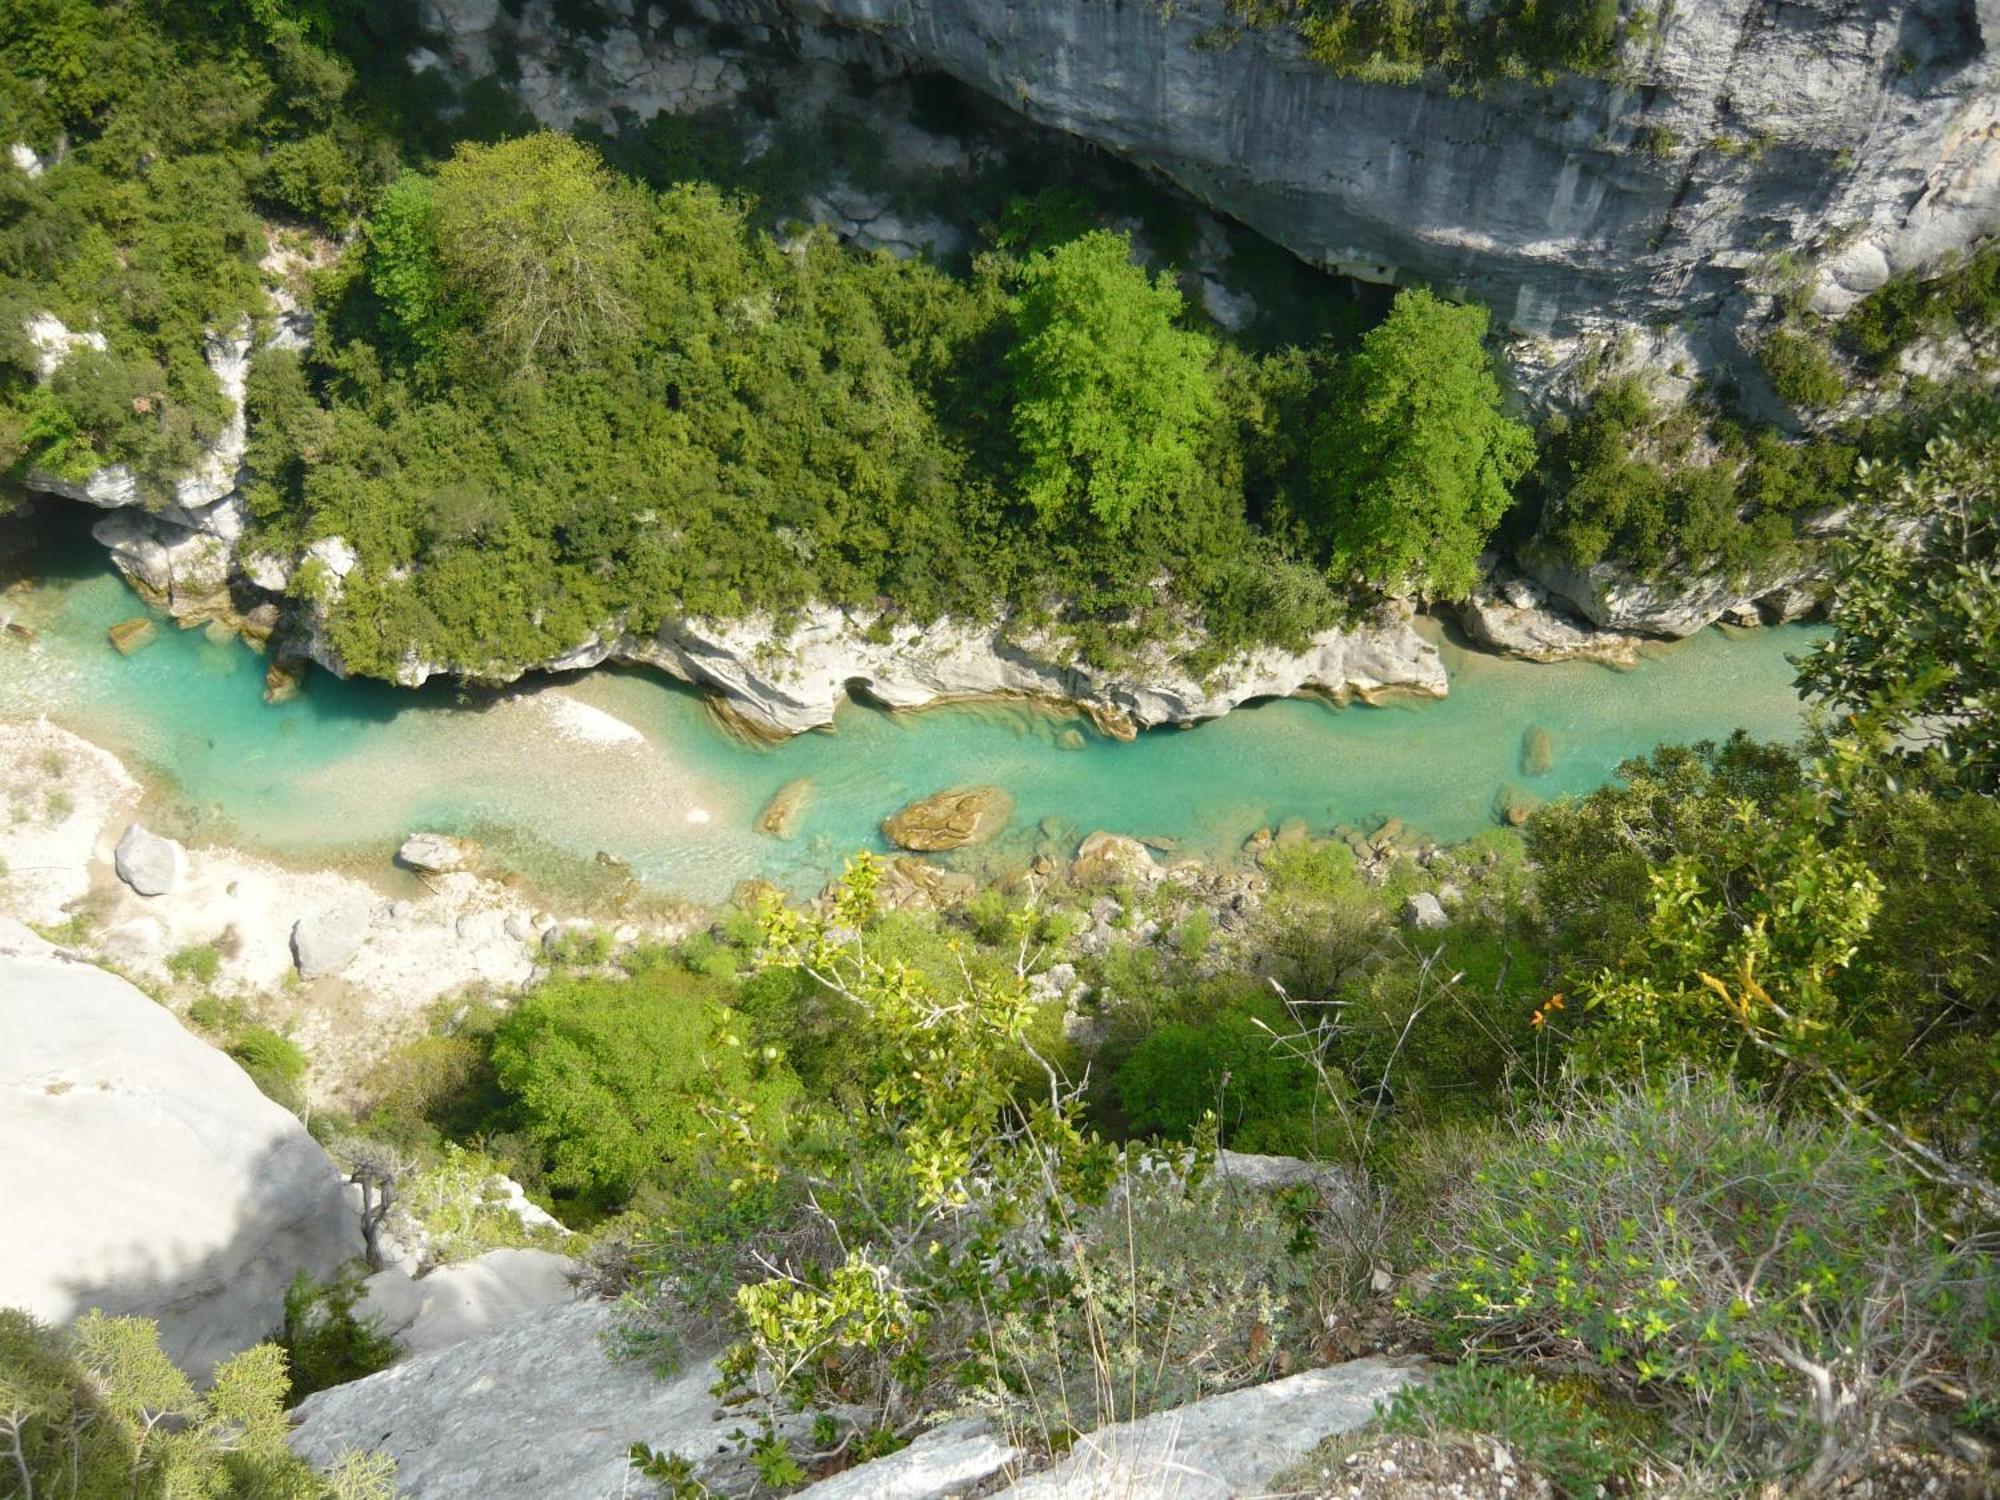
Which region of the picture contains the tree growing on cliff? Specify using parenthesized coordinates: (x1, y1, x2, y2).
(1796, 411, 2000, 794)
(1007, 230, 1220, 533)
(429, 132, 642, 370)
(1309, 287, 1531, 599)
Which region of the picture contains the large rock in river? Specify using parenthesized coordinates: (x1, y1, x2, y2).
(882, 785, 1012, 851)
(0, 918, 361, 1378)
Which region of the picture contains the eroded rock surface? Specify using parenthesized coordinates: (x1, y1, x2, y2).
(883, 785, 1013, 851)
(0, 919, 361, 1378)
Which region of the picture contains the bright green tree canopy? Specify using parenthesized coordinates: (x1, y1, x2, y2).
(431, 131, 642, 368)
(491, 965, 795, 1211)
(1310, 286, 1532, 598)
(1007, 230, 1219, 533)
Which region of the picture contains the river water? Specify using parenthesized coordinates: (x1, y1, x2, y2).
(0, 534, 1823, 903)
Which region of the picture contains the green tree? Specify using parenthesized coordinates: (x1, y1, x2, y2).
(1310, 286, 1531, 598)
(490, 964, 796, 1213)
(365, 172, 461, 371)
(1007, 231, 1219, 532)
(1796, 412, 2000, 792)
(430, 132, 641, 369)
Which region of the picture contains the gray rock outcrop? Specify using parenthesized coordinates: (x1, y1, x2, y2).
(1522, 551, 1827, 637)
(292, 902, 372, 978)
(290, 1301, 822, 1497)
(357, 1248, 580, 1356)
(728, 0, 1998, 367)
(113, 822, 186, 897)
(0, 919, 362, 1378)
(1403, 891, 1450, 931)
(992, 1357, 1422, 1499)
(1459, 565, 1642, 665)
(1070, 831, 1162, 887)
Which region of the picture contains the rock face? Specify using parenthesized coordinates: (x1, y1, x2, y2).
(1458, 565, 1641, 666)
(883, 785, 1014, 850)
(290, 1301, 822, 1498)
(356, 1248, 580, 1356)
(310, 598, 1450, 741)
(730, 0, 1998, 364)
(0, 919, 362, 1378)
(113, 822, 186, 897)
(292, 902, 372, 978)
(1522, 551, 1826, 637)
(993, 1357, 1422, 1499)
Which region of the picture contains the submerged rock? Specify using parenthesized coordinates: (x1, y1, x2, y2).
(113, 822, 186, 896)
(105, 616, 156, 655)
(1521, 724, 1556, 776)
(883, 785, 1013, 851)
(754, 777, 814, 839)
(0, 919, 361, 1378)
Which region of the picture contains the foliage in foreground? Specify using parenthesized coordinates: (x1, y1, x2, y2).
(0, 1307, 393, 1499)
(1798, 412, 2000, 794)
(1416, 1078, 1999, 1489)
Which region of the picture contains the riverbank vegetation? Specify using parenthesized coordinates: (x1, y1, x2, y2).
(7, 0, 1947, 688)
(247, 427, 1996, 1493)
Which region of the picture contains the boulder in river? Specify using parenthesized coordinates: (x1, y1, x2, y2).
(113, 822, 186, 897)
(0, 918, 361, 1378)
(1495, 784, 1542, 829)
(292, 901, 371, 978)
(1521, 724, 1555, 776)
(882, 785, 1012, 851)
(754, 777, 814, 840)
(1070, 831, 1161, 887)
(106, 616, 157, 655)
(397, 832, 483, 875)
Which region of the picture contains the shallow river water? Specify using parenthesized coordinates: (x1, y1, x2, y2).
(1, 537, 1824, 903)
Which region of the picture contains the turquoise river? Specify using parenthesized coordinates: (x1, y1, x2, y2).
(1, 535, 1825, 904)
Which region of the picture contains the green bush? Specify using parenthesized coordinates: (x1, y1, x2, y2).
(1760, 325, 1847, 409)
(490, 963, 796, 1215)
(0, 1306, 395, 1496)
(1372, 1363, 1630, 1498)
(1414, 1078, 2000, 1487)
(164, 942, 222, 985)
(1110, 990, 1341, 1154)
(230, 1025, 310, 1113)
(277, 1268, 397, 1403)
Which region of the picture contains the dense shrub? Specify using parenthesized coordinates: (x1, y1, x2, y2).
(1842, 242, 2000, 372)
(1370, 1363, 1630, 1498)
(1416, 1079, 1999, 1487)
(1226, 0, 1631, 84)
(277, 1268, 397, 1403)
(1760, 325, 1848, 409)
(1111, 990, 1341, 1153)
(490, 962, 796, 1215)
